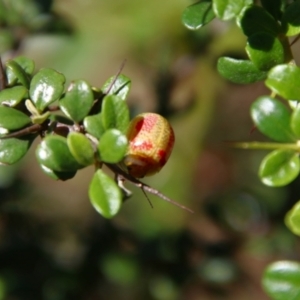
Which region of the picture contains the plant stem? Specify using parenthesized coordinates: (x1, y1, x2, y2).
(229, 141, 300, 151)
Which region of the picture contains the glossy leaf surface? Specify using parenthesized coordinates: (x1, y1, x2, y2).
(251, 96, 295, 142)
(59, 80, 94, 122)
(0, 86, 28, 107)
(101, 95, 130, 133)
(30, 68, 65, 112)
(5, 60, 30, 88)
(282, 0, 300, 36)
(98, 129, 128, 163)
(0, 137, 33, 165)
(36, 135, 83, 172)
(213, 0, 252, 21)
(13, 56, 35, 76)
(262, 261, 300, 300)
(245, 33, 284, 71)
(101, 74, 131, 101)
(67, 132, 94, 166)
(0, 106, 31, 130)
(237, 5, 280, 37)
(290, 105, 300, 138)
(217, 57, 267, 83)
(286, 201, 300, 236)
(83, 113, 105, 140)
(182, 0, 215, 30)
(266, 64, 300, 101)
(89, 169, 122, 218)
(259, 150, 299, 187)
(40, 164, 77, 181)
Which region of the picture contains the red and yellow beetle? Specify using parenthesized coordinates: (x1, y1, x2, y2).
(123, 113, 175, 178)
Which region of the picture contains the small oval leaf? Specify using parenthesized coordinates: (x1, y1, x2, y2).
(266, 64, 300, 101)
(217, 57, 267, 84)
(98, 129, 128, 163)
(59, 80, 94, 122)
(101, 74, 131, 101)
(36, 135, 83, 172)
(0, 106, 31, 130)
(213, 0, 253, 21)
(245, 33, 284, 71)
(182, 0, 215, 30)
(5, 60, 30, 88)
(285, 200, 300, 236)
(30, 68, 65, 112)
(40, 164, 77, 181)
(13, 56, 35, 76)
(0, 86, 28, 107)
(282, 0, 300, 36)
(237, 5, 280, 37)
(89, 169, 122, 218)
(67, 132, 94, 166)
(101, 95, 130, 133)
(290, 105, 300, 138)
(251, 96, 295, 142)
(259, 149, 300, 187)
(0, 136, 34, 165)
(83, 113, 105, 140)
(262, 261, 300, 300)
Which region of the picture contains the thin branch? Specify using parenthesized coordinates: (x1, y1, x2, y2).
(0, 57, 6, 91)
(105, 59, 127, 94)
(105, 163, 194, 213)
(0, 124, 42, 139)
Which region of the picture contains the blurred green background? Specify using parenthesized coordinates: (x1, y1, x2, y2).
(0, 0, 299, 299)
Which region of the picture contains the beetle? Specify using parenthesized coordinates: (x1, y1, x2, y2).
(123, 113, 175, 178)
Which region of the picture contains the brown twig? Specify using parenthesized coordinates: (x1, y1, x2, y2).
(105, 163, 194, 213)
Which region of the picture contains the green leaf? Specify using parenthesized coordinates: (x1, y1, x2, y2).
(251, 96, 295, 142)
(0, 106, 31, 130)
(101, 74, 131, 101)
(182, 0, 215, 30)
(0, 137, 34, 165)
(83, 113, 106, 140)
(282, 0, 300, 36)
(237, 5, 280, 37)
(13, 56, 35, 76)
(290, 105, 300, 138)
(262, 261, 300, 300)
(40, 164, 77, 181)
(245, 33, 284, 71)
(89, 169, 122, 218)
(285, 200, 300, 236)
(36, 135, 83, 172)
(101, 95, 130, 133)
(30, 68, 65, 112)
(98, 129, 128, 163)
(5, 60, 30, 88)
(266, 64, 300, 101)
(59, 80, 94, 122)
(213, 0, 253, 21)
(0, 86, 28, 107)
(259, 149, 299, 187)
(261, 0, 282, 20)
(67, 132, 94, 166)
(217, 57, 267, 84)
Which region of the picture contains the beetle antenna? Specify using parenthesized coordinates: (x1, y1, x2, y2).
(105, 163, 194, 213)
(140, 185, 154, 208)
(105, 59, 127, 94)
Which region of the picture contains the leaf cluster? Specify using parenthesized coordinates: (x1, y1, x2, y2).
(182, 0, 300, 299)
(0, 55, 132, 218)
